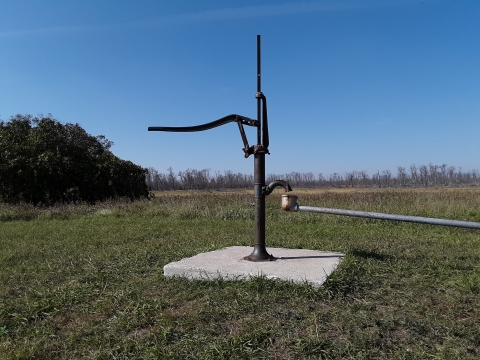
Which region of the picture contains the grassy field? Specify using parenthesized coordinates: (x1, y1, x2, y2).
(0, 188, 479, 359)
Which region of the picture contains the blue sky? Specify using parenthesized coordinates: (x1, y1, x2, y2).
(1, 0, 479, 177)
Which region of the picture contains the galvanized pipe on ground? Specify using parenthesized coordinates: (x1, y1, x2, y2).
(281, 195, 480, 230)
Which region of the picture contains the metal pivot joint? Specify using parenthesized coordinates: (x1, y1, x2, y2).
(148, 35, 291, 262)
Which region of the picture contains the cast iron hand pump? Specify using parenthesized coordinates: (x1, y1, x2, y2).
(148, 35, 291, 261)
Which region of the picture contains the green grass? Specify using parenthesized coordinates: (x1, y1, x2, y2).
(1, 189, 479, 359)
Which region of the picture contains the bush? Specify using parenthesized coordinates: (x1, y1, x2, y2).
(0, 114, 148, 205)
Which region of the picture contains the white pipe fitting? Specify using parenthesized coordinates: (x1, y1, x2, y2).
(281, 194, 298, 212)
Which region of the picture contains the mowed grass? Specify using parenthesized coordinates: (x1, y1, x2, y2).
(0, 188, 479, 359)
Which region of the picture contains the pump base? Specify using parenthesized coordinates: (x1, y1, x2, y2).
(245, 245, 276, 262)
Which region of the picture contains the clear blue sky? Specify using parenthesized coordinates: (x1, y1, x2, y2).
(1, 0, 479, 177)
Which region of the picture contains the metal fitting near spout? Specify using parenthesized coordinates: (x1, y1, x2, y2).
(281, 194, 299, 212)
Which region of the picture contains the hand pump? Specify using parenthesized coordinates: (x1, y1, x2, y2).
(148, 35, 291, 261)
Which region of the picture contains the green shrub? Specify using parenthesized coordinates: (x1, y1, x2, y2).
(0, 114, 148, 205)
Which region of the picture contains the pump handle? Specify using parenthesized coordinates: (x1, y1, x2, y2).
(148, 114, 258, 133)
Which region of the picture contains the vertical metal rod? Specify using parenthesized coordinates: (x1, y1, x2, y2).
(248, 35, 272, 261)
(256, 34, 262, 145)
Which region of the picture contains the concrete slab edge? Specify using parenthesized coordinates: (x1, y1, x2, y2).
(163, 246, 345, 288)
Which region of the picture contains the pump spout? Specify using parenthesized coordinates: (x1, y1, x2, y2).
(263, 180, 292, 196)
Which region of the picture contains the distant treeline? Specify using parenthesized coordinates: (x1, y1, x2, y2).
(146, 164, 479, 191)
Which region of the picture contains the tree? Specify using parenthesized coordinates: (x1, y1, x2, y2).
(397, 166, 407, 186)
(0, 114, 148, 205)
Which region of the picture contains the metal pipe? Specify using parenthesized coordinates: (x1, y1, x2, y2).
(256, 34, 261, 146)
(247, 35, 273, 261)
(298, 206, 480, 229)
(248, 153, 272, 261)
(281, 195, 480, 229)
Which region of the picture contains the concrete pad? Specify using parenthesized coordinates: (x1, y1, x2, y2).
(163, 246, 345, 288)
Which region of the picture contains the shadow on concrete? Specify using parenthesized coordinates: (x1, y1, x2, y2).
(277, 255, 345, 260)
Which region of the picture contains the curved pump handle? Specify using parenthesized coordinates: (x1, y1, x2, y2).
(148, 114, 258, 133)
(148, 114, 259, 158)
